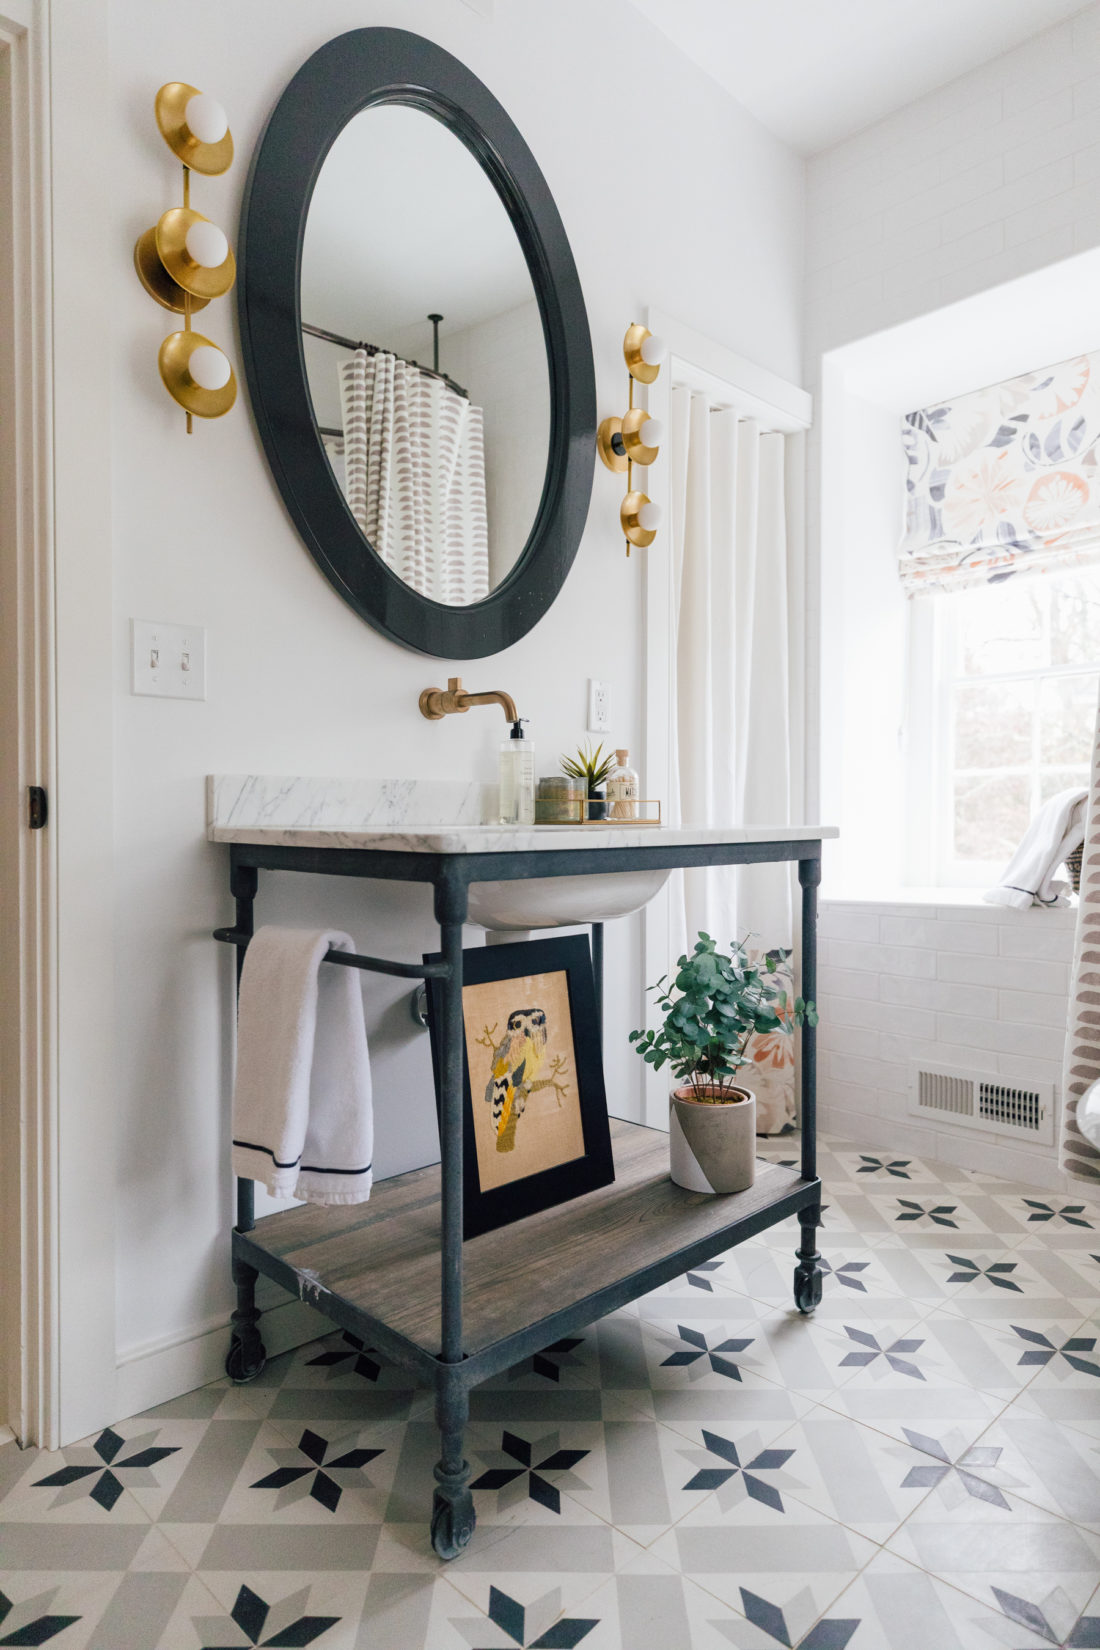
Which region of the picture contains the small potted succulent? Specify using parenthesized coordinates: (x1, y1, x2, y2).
(630, 932, 817, 1193)
(560, 741, 616, 821)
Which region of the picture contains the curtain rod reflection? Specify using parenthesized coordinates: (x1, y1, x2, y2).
(301, 320, 469, 401)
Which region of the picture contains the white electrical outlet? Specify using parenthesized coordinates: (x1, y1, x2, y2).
(131, 619, 206, 700)
(587, 678, 611, 733)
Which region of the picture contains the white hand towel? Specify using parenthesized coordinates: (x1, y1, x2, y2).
(231, 926, 373, 1206)
(983, 787, 1088, 910)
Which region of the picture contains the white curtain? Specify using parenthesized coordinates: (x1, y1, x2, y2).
(338, 349, 490, 606)
(668, 386, 797, 1131)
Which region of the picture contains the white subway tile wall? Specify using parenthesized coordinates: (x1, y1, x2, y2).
(806, 7, 1100, 350)
(816, 899, 1077, 1191)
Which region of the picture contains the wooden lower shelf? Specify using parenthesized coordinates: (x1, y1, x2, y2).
(237, 1119, 814, 1373)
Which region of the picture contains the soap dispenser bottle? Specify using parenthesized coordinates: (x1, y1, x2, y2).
(499, 719, 535, 826)
(607, 749, 639, 819)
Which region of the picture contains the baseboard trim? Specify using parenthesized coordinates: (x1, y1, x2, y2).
(115, 1296, 332, 1421)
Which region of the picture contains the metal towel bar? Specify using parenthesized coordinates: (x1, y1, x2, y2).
(211, 926, 451, 981)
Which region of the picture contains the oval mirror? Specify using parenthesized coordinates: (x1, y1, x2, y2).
(238, 29, 595, 658)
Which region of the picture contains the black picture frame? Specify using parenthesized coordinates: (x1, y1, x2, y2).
(424, 935, 614, 1240)
(237, 27, 596, 659)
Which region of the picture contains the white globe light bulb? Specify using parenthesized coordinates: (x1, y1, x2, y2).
(184, 93, 228, 145)
(184, 219, 229, 269)
(188, 343, 231, 392)
(639, 417, 664, 448)
(637, 500, 663, 532)
(640, 332, 667, 367)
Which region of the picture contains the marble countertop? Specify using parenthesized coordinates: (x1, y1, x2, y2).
(207, 776, 836, 856)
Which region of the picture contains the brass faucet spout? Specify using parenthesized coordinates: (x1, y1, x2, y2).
(419, 677, 519, 724)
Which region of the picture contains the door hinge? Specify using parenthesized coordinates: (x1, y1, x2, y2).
(27, 786, 48, 829)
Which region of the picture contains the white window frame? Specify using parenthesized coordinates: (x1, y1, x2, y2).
(905, 571, 1100, 888)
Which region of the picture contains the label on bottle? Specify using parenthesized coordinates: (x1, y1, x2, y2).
(607, 775, 639, 820)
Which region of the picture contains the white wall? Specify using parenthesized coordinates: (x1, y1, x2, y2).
(805, 5, 1100, 1181)
(818, 897, 1076, 1190)
(85, 0, 805, 1423)
(806, 5, 1100, 354)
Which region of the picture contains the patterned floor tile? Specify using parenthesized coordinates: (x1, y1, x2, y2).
(765, 1408, 972, 1543)
(597, 1305, 865, 1410)
(969, 1412, 1100, 1528)
(822, 1550, 1058, 1650)
(196, 1570, 370, 1650)
(0, 1423, 171, 1527)
(565, 1412, 803, 1548)
(357, 1569, 538, 1649)
(904, 1311, 1084, 1399)
(623, 1269, 771, 1325)
(885, 1485, 1100, 1620)
(985, 1194, 1100, 1251)
(241, 1334, 432, 1432)
(577, 1550, 772, 1650)
(6, 1130, 1097, 1649)
(717, 1240, 925, 1321)
(0, 1571, 236, 1650)
(158, 1418, 400, 1529)
(915, 1245, 1094, 1324)
(819, 1367, 1005, 1449)
(649, 1485, 879, 1632)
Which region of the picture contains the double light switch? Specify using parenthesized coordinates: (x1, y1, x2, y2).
(131, 619, 206, 700)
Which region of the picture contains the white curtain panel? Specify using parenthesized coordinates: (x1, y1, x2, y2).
(338, 349, 490, 606)
(669, 386, 797, 1132)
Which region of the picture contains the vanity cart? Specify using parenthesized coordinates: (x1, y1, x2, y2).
(213, 822, 831, 1560)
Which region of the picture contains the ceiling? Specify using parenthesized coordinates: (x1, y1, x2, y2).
(627, 0, 1091, 153)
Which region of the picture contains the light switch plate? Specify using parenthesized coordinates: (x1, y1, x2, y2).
(131, 619, 206, 700)
(587, 678, 611, 733)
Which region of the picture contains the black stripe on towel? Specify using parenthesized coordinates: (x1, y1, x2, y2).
(233, 1139, 372, 1175)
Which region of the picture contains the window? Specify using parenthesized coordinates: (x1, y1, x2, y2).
(909, 567, 1100, 885)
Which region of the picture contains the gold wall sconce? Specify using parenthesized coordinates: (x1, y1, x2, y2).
(134, 84, 237, 431)
(596, 322, 666, 553)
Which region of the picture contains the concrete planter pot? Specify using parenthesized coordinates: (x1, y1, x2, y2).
(669, 1084, 756, 1194)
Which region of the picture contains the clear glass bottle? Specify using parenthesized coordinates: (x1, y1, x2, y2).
(606, 748, 639, 820)
(499, 720, 535, 826)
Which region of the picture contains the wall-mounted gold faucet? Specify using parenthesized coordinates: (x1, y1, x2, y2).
(419, 677, 519, 725)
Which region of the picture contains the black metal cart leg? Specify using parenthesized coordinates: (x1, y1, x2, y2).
(794, 855, 824, 1315)
(432, 1368, 475, 1560)
(225, 856, 267, 1380)
(431, 866, 475, 1559)
(227, 1256, 267, 1382)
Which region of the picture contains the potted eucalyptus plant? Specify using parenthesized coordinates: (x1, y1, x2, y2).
(630, 932, 817, 1193)
(560, 742, 615, 820)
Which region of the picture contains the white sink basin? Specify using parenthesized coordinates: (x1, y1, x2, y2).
(467, 868, 670, 931)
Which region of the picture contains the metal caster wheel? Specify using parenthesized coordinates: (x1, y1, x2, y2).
(793, 1265, 823, 1315)
(430, 1488, 476, 1560)
(225, 1335, 267, 1383)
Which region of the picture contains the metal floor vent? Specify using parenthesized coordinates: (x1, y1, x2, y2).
(908, 1061, 1054, 1146)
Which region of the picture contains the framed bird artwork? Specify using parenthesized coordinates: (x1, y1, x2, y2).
(424, 934, 615, 1239)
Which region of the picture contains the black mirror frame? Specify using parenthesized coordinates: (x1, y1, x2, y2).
(237, 28, 596, 659)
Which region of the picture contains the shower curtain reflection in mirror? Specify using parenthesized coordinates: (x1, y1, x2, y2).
(338, 348, 489, 606)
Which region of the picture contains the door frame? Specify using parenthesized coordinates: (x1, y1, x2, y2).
(0, 0, 55, 1448)
(1, 0, 117, 1449)
(639, 310, 812, 1126)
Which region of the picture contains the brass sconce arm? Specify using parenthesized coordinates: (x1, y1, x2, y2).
(419, 677, 519, 724)
(597, 322, 666, 554)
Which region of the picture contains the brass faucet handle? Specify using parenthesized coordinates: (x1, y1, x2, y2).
(419, 678, 467, 720)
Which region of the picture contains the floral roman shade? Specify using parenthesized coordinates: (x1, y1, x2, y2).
(899, 350, 1100, 595)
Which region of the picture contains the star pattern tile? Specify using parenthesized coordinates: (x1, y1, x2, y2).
(3, 1129, 1099, 1649)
